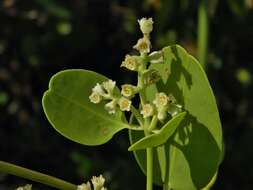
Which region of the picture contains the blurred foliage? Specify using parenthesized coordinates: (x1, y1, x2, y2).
(0, 0, 253, 189)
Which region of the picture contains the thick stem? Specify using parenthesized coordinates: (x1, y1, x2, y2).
(146, 147, 153, 190)
(197, 0, 209, 69)
(138, 53, 153, 190)
(0, 160, 77, 190)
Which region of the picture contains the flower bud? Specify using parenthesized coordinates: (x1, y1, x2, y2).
(141, 104, 154, 118)
(138, 17, 153, 35)
(142, 69, 161, 85)
(102, 79, 116, 95)
(118, 97, 131, 111)
(89, 92, 102, 104)
(157, 110, 167, 121)
(92, 83, 105, 96)
(104, 100, 117, 114)
(121, 84, 138, 98)
(16, 185, 32, 190)
(133, 36, 151, 54)
(121, 55, 139, 71)
(91, 175, 105, 190)
(77, 182, 92, 190)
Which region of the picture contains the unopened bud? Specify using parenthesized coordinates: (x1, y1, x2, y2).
(138, 17, 153, 35)
(91, 175, 105, 190)
(102, 79, 116, 95)
(105, 100, 117, 114)
(77, 182, 92, 190)
(143, 69, 161, 85)
(16, 184, 32, 190)
(157, 111, 167, 121)
(92, 83, 105, 96)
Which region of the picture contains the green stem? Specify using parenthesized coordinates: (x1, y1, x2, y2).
(197, 0, 209, 69)
(146, 147, 153, 190)
(148, 115, 158, 132)
(0, 160, 77, 190)
(138, 53, 153, 190)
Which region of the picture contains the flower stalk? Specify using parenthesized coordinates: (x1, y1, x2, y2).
(0, 160, 77, 190)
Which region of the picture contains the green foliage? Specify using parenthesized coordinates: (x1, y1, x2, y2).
(130, 45, 223, 189)
(42, 69, 129, 146)
(128, 112, 186, 151)
(41, 45, 223, 189)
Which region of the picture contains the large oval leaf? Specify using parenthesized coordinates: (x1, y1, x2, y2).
(128, 112, 186, 151)
(43, 69, 129, 146)
(130, 45, 223, 189)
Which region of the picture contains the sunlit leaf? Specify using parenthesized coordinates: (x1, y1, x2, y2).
(43, 69, 128, 146)
(130, 45, 223, 189)
(128, 112, 186, 151)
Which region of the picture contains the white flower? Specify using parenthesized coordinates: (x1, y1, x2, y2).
(153, 92, 168, 108)
(141, 104, 154, 118)
(118, 97, 131, 111)
(77, 182, 92, 190)
(138, 17, 153, 35)
(92, 83, 105, 96)
(133, 36, 151, 54)
(89, 92, 102, 104)
(91, 175, 105, 190)
(105, 100, 117, 114)
(121, 55, 138, 71)
(102, 79, 116, 94)
(121, 84, 137, 97)
(16, 185, 32, 190)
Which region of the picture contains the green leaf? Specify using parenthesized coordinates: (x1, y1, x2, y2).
(128, 112, 186, 151)
(43, 69, 128, 146)
(130, 45, 223, 189)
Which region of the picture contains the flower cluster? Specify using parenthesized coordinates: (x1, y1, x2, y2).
(77, 175, 107, 190)
(89, 79, 132, 114)
(133, 18, 153, 54)
(89, 17, 182, 125)
(16, 184, 32, 190)
(141, 92, 182, 121)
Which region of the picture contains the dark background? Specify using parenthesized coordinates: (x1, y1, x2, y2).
(0, 0, 253, 189)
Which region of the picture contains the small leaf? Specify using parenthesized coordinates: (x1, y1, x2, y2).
(43, 69, 128, 146)
(128, 112, 186, 151)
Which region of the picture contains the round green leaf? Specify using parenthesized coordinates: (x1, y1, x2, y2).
(43, 69, 128, 146)
(130, 45, 223, 189)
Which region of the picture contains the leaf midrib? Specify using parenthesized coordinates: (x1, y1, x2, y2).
(49, 89, 129, 129)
